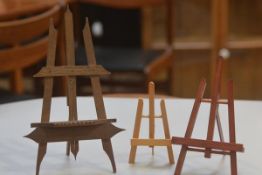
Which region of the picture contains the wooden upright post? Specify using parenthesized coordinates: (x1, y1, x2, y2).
(35, 21, 57, 175)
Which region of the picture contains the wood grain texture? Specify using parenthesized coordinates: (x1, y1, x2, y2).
(34, 65, 110, 77)
(31, 119, 116, 127)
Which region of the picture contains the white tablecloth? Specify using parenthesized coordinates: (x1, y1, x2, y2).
(0, 97, 261, 175)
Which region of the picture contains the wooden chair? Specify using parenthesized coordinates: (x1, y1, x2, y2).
(0, 5, 62, 95)
(74, 0, 174, 94)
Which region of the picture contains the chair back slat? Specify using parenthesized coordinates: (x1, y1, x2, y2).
(0, 5, 61, 45)
(80, 0, 164, 9)
(0, 5, 62, 94)
(0, 37, 48, 72)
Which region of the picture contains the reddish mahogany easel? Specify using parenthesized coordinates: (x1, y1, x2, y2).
(172, 57, 244, 175)
(129, 82, 174, 164)
(26, 7, 123, 175)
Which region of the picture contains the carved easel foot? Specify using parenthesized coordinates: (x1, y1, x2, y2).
(102, 139, 116, 173)
(36, 143, 47, 175)
(70, 140, 79, 159)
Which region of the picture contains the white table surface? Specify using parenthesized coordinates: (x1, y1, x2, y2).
(0, 97, 261, 175)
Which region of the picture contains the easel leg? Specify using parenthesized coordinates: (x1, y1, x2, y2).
(174, 146, 187, 175)
(129, 99, 143, 164)
(161, 100, 174, 164)
(149, 82, 155, 155)
(174, 79, 206, 175)
(102, 139, 116, 173)
(129, 146, 138, 164)
(230, 152, 238, 175)
(227, 80, 238, 175)
(167, 146, 174, 164)
(36, 143, 47, 175)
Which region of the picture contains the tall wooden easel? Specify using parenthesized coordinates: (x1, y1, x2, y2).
(129, 82, 174, 164)
(26, 7, 123, 175)
(172, 57, 244, 175)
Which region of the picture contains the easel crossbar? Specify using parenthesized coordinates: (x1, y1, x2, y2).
(31, 119, 116, 128)
(142, 115, 162, 119)
(172, 137, 244, 152)
(34, 65, 110, 77)
(201, 98, 228, 104)
(131, 138, 172, 146)
(187, 147, 231, 155)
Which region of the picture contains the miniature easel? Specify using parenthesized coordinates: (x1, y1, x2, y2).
(26, 7, 123, 175)
(172, 57, 244, 175)
(129, 82, 174, 164)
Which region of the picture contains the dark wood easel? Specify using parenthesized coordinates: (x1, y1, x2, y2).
(26, 7, 123, 175)
(172, 57, 244, 175)
(129, 82, 174, 164)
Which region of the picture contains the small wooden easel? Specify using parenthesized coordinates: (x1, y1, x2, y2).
(172, 57, 244, 175)
(129, 82, 174, 164)
(26, 7, 123, 175)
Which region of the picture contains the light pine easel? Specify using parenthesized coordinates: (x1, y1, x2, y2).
(129, 81, 174, 164)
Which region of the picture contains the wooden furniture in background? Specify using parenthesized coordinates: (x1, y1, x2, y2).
(0, 0, 64, 21)
(172, 58, 244, 175)
(0, 5, 61, 95)
(0, 0, 163, 21)
(1, 0, 262, 98)
(129, 81, 174, 164)
(0, 0, 174, 95)
(26, 8, 123, 175)
(146, 0, 262, 99)
(74, 0, 174, 94)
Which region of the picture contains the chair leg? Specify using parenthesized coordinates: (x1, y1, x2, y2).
(11, 69, 24, 95)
